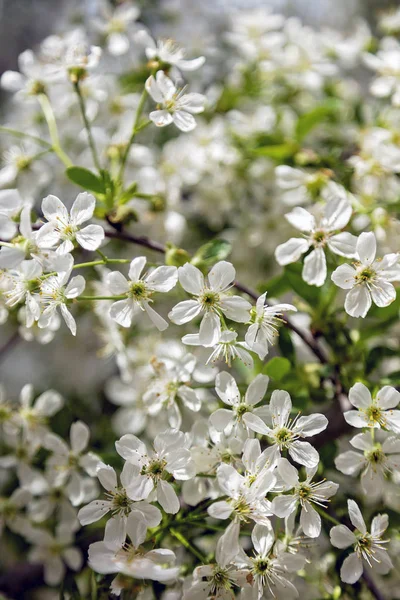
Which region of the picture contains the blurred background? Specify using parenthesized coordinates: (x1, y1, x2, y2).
(0, 0, 396, 392)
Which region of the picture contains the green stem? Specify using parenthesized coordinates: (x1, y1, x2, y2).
(38, 94, 72, 167)
(118, 87, 149, 183)
(72, 258, 130, 270)
(170, 528, 205, 563)
(73, 81, 102, 172)
(0, 126, 52, 148)
(315, 506, 340, 526)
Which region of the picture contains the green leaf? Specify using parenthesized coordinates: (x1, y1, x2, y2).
(264, 357, 291, 380)
(295, 101, 340, 141)
(253, 142, 299, 161)
(259, 273, 290, 298)
(278, 327, 296, 364)
(284, 263, 321, 305)
(66, 166, 105, 194)
(191, 239, 232, 269)
(366, 346, 398, 374)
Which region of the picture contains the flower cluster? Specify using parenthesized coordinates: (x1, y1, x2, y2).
(0, 1, 400, 599)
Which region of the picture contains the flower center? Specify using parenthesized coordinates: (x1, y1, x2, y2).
(364, 404, 384, 427)
(141, 458, 167, 479)
(129, 281, 148, 300)
(356, 267, 375, 283)
(235, 403, 251, 420)
(312, 230, 326, 245)
(232, 495, 251, 521)
(111, 488, 132, 516)
(297, 484, 312, 500)
(253, 557, 271, 576)
(365, 445, 385, 465)
(200, 290, 220, 310)
(274, 427, 293, 446)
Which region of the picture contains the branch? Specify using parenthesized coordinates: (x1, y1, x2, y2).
(104, 229, 330, 365)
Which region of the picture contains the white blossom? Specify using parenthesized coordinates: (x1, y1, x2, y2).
(330, 499, 392, 584)
(107, 257, 177, 329)
(169, 261, 252, 347)
(331, 231, 400, 318)
(145, 71, 205, 132)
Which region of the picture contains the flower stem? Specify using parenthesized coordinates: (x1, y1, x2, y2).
(38, 94, 72, 167)
(315, 506, 340, 526)
(0, 126, 52, 148)
(73, 81, 102, 172)
(118, 87, 149, 183)
(72, 258, 130, 270)
(169, 528, 205, 563)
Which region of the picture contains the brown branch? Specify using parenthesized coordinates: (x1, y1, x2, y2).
(104, 228, 330, 366)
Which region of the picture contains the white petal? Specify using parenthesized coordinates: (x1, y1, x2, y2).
(215, 371, 240, 406)
(128, 257, 146, 282)
(97, 465, 117, 491)
(275, 238, 310, 266)
(145, 266, 178, 292)
(340, 553, 363, 584)
(271, 494, 297, 518)
(143, 302, 169, 331)
(76, 224, 104, 251)
(219, 296, 252, 323)
(323, 194, 352, 230)
(157, 479, 180, 514)
(328, 232, 358, 258)
(300, 504, 321, 538)
(208, 261, 235, 292)
(285, 207, 315, 232)
(178, 263, 204, 295)
(145, 75, 164, 103)
(270, 390, 292, 427)
(245, 374, 269, 406)
(70, 421, 90, 454)
(377, 386, 400, 409)
(150, 109, 173, 127)
(109, 299, 134, 328)
(168, 300, 201, 325)
(243, 412, 271, 435)
(65, 275, 86, 298)
(345, 285, 371, 318)
(42, 195, 69, 222)
(331, 264, 356, 289)
(349, 382, 372, 408)
(348, 499, 367, 533)
(199, 311, 221, 346)
(295, 413, 328, 437)
(302, 248, 327, 287)
(289, 441, 319, 468)
(370, 280, 396, 308)
(60, 304, 77, 336)
(172, 111, 196, 132)
(78, 500, 110, 525)
(70, 192, 96, 225)
(335, 451, 365, 475)
(344, 410, 368, 428)
(356, 231, 376, 264)
(107, 271, 129, 295)
(207, 500, 233, 520)
(330, 525, 357, 549)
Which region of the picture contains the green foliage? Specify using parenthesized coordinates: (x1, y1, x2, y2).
(191, 239, 232, 269)
(264, 356, 291, 380)
(66, 166, 106, 194)
(295, 100, 340, 141)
